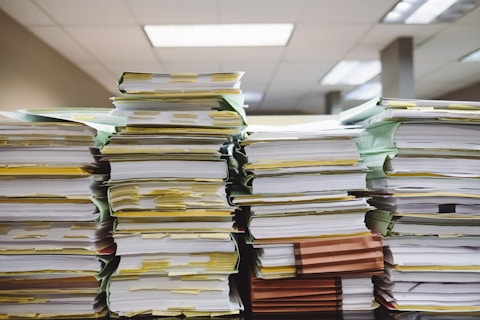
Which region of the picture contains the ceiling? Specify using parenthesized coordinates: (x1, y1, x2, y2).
(1, 0, 480, 115)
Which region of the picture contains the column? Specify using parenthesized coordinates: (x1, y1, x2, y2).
(325, 90, 343, 114)
(380, 37, 415, 99)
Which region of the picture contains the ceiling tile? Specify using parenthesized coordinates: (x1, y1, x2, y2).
(0, 0, 54, 26)
(65, 26, 158, 63)
(29, 26, 96, 63)
(219, 0, 306, 23)
(413, 60, 446, 78)
(272, 62, 333, 85)
(359, 24, 445, 48)
(221, 63, 278, 84)
(126, 0, 218, 24)
(298, 0, 397, 23)
(416, 25, 480, 61)
(240, 82, 269, 95)
(284, 24, 372, 61)
(343, 45, 381, 60)
(34, 0, 136, 25)
(456, 6, 480, 24)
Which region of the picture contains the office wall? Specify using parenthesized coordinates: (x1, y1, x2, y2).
(0, 9, 112, 113)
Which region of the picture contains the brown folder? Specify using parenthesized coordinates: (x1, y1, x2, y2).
(294, 233, 384, 276)
(249, 269, 343, 313)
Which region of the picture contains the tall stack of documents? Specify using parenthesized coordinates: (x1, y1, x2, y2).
(340, 97, 480, 316)
(0, 120, 115, 319)
(231, 121, 383, 316)
(103, 71, 246, 317)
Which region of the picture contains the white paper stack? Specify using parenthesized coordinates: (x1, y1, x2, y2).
(340, 97, 480, 315)
(232, 121, 382, 316)
(103, 71, 247, 318)
(0, 121, 114, 319)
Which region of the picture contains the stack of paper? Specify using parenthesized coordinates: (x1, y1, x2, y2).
(340, 97, 480, 315)
(117, 71, 242, 96)
(103, 71, 246, 318)
(0, 121, 114, 319)
(232, 121, 383, 316)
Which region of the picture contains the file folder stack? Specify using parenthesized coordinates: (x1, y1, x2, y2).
(232, 121, 383, 316)
(340, 97, 480, 315)
(103, 72, 247, 317)
(0, 120, 115, 319)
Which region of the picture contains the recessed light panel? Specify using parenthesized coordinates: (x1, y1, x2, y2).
(144, 24, 295, 47)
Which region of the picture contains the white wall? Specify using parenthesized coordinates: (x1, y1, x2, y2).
(0, 9, 112, 114)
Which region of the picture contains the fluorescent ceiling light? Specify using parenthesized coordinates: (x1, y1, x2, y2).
(382, 0, 480, 24)
(144, 23, 294, 47)
(320, 60, 381, 85)
(243, 91, 264, 102)
(406, 0, 457, 23)
(344, 80, 382, 100)
(460, 48, 480, 62)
